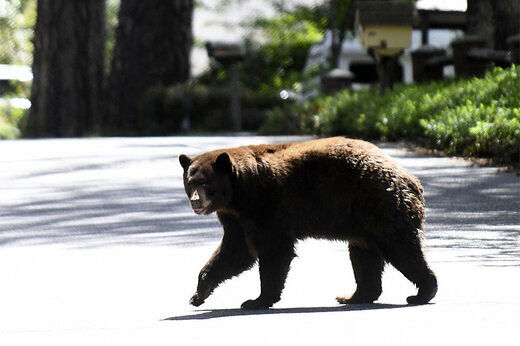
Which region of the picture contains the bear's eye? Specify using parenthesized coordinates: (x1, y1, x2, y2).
(202, 182, 215, 196)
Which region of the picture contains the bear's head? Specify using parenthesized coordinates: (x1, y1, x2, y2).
(179, 152, 233, 215)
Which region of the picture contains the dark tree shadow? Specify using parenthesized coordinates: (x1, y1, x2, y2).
(378, 143, 520, 266)
(163, 303, 414, 321)
(0, 136, 310, 249)
(1, 138, 518, 267)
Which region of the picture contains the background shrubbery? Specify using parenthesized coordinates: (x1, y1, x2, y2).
(262, 66, 520, 167)
(0, 103, 25, 139)
(133, 6, 324, 135)
(137, 84, 283, 134)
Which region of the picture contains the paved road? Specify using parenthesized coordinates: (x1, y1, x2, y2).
(0, 136, 518, 345)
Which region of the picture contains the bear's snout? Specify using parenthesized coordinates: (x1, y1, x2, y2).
(189, 188, 209, 214)
(189, 293, 205, 306)
(190, 190, 202, 207)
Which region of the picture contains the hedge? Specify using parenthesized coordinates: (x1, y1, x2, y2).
(0, 103, 25, 139)
(137, 84, 283, 134)
(261, 66, 520, 167)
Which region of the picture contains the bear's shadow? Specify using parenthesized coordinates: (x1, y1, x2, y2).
(163, 303, 413, 321)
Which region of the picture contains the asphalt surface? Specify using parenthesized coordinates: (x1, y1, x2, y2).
(0, 136, 518, 345)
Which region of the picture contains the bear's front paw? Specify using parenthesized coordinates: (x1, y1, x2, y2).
(241, 298, 272, 310)
(189, 293, 205, 307)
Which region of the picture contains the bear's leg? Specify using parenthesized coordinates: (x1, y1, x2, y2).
(381, 238, 437, 305)
(241, 240, 295, 310)
(190, 214, 257, 307)
(337, 243, 384, 305)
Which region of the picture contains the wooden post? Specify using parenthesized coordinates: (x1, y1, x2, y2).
(229, 62, 241, 132)
(375, 53, 399, 95)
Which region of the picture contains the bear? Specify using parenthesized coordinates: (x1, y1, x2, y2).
(178, 137, 437, 310)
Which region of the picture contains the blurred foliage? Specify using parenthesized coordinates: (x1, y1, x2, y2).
(197, 4, 325, 93)
(137, 83, 283, 134)
(147, 3, 327, 134)
(240, 7, 325, 92)
(260, 101, 317, 135)
(0, 101, 25, 139)
(199, 0, 417, 91)
(0, 0, 119, 70)
(0, 0, 35, 65)
(0, 77, 30, 97)
(0, 0, 34, 139)
(262, 66, 520, 167)
(105, 0, 120, 72)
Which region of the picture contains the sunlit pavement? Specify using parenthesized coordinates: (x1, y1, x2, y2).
(0, 136, 518, 345)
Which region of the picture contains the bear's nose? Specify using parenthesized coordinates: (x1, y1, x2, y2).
(190, 190, 200, 201)
(190, 190, 203, 209)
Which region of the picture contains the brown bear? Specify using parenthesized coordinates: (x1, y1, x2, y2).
(179, 137, 437, 310)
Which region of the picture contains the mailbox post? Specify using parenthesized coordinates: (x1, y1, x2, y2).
(356, 2, 415, 94)
(206, 42, 246, 132)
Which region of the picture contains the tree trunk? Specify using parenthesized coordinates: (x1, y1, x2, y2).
(491, 0, 520, 51)
(106, 0, 194, 134)
(28, 0, 105, 137)
(329, 0, 340, 68)
(329, 0, 355, 69)
(467, 0, 520, 50)
(467, 0, 494, 48)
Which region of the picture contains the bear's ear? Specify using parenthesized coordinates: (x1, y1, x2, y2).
(179, 154, 192, 170)
(214, 152, 232, 173)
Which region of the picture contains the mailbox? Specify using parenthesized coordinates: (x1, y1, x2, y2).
(205, 41, 246, 132)
(356, 2, 415, 56)
(206, 41, 246, 65)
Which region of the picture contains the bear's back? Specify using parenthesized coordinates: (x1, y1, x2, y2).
(235, 137, 398, 175)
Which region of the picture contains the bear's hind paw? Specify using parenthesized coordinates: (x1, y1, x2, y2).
(241, 298, 272, 310)
(336, 294, 376, 305)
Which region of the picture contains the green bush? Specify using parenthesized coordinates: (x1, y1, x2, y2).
(138, 84, 283, 134)
(0, 102, 26, 139)
(260, 101, 319, 135)
(262, 66, 520, 167)
(195, 6, 325, 98)
(241, 11, 324, 93)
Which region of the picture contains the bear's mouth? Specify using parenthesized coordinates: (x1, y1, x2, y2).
(193, 207, 205, 215)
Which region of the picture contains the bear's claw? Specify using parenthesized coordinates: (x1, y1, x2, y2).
(336, 294, 377, 305)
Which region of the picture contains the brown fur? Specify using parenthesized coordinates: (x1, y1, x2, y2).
(179, 137, 437, 309)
